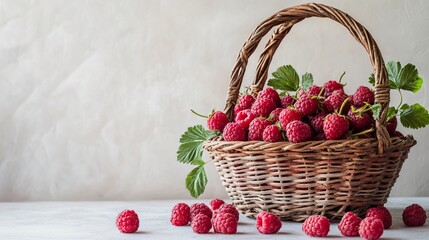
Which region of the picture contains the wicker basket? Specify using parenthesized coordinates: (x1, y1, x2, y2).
(203, 3, 416, 222)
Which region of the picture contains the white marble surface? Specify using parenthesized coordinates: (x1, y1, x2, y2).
(0, 197, 427, 239)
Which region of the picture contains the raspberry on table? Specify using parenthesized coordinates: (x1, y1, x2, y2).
(402, 204, 427, 227)
(210, 199, 225, 211)
(190, 203, 212, 220)
(294, 93, 319, 116)
(279, 108, 302, 130)
(286, 120, 312, 143)
(338, 212, 362, 237)
(256, 211, 282, 234)
(281, 95, 295, 108)
(352, 86, 374, 107)
(223, 122, 246, 141)
(366, 206, 392, 229)
(248, 118, 271, 141)
(251, 97, 277, 117)
(116, 209, 139, 233)
(310, 112, 327, 133)
(323, 113, 350, 140)
(324, 80, 344, 97)
(257, 87, 281, 107)
(302, 215, 330, 237)
(359, 217, 384, 240)
(191, 213, 212, 234)
(214, 203, 239, 221)
(170, 203, 190, 226)
(207, 111, 229, 132)
(263, 125, 282, 142)
(235, 109, 257, 130)
(213, 212, 238, 234)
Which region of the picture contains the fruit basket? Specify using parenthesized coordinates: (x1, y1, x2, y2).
(202, 3, 417, 221)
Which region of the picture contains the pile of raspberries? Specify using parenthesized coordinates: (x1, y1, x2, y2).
(206, 81, 403, 142)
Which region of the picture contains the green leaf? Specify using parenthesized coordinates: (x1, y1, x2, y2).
(402, 75, 423, 93)
(301, 73, 314, 91)
(400, 103, 429, 129)
(369, 73, 375, 86)
(387, 107, 397, 122)
(395, 63, 419, 91)
(177, 125, 218, 165)
(386, 61, 401, 83)
(268, 65, 300, 92)
(370, 103, 381, 120)
(186, 164, 208, 198)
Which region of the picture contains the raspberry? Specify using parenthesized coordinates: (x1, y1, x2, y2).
(263, 125, 282, 142)
(310, 112, 327, 133)
(366, 206, 392, 229)
(386, 116, 398, 137)
(234, 94, 255, 115)
(323, 114, 350, 140)
(210, 199, 225, 211)
(281, 95, 295, 108)
(393, 131, 404, 138)
(402, 204, 427, 227)
(324, 90, 350, 114)
(191, 214, 212, 234)
(235, 109, 257, 130)
(190, 203, 212, 220)
(324, 80, 344, 97)
(294, 93, 319, 116)
(257, 87, 281, 107)
(269, 108, 283, 123)
(170, 203, 190, 226)
(214, 203, 240, 221)
(338, 212, 362, 237)
(307, 85, 323, 96)
(352, 86, 374, 107)
(251, 97, 276, 117)
(256, 211, 282, 234)
(302, 215, 330, 237)
(347, 109, 373, 131)
(207, 111, 229, 132)
(213, 213, 237, 234)
(223, 122, 246, 141)
(248, 118, 271, 141)
(279, 109, 303, 130)
(313, 132, 326, 140)
(359, 217, 384, 240)
(286, 120, 312, 143)
(116, 209, 139, 233)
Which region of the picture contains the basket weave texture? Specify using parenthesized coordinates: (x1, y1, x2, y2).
(203, 3, 416, 221)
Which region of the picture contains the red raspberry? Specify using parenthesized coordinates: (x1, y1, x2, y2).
(210, 199, 225, 211)
(310, 112, 327, 133)
(207, 111, 229, 132)
(251, 97, 276, 117)
(366, 206, 392, 229)
(347, 109, 373, 131)
(302, 215, 330, 237)
(294, 93, 319, 116)
(190, 203, 212, 220)
(234, 94, 255, 115)
(269, 108, 283, 123)
(393, 131, 404, 138)
(279, 109, 303, 130)
(214, 203, 240, 221)
(324, 90, 350, 114)
(386, 116, 398, 137)
(248, 118, 271, 141)
(213, 213, 237, 234)
(256, 211, 282, 234)
(307, 85, 323, 96)
(223, 122, 246, 141)
(116, 209, 139, 233)
(281, 95, 295, 108)
(323, 114, 350, 140)
(313, 132, 326, 140)
(324, 80, 344, 97)
(286, 120, 312, 143)
(359, 217, 384, 240)
(191, 214, 212, 234)
(352, 86, 374, 107)
(402, 204, 427, 227)
(235, 109, 257, 130)
(338, 212, 362, 237)
(257, 87, 281, 107)
(263, 125, 282, 142)
(170, 203, 190, 226)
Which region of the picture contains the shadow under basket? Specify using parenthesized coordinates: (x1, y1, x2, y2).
(203, 3, 417, 222)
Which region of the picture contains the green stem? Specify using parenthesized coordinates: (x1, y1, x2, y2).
(191, 109, 208, 118)
(397, 89, 403, 110)
(338, 98, 351, 115)
(339, 71, 346, 83)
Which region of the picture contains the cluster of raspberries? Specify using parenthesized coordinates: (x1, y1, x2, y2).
(206, 81, 403, 142)
(170, 199, 282, 234)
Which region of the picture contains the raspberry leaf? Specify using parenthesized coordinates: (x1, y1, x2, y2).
(370, 103, 381, 120)
(268, 65, 300, 92)
(396, 64, 422, 93)
(186, 164, 208, 198)
(400, 103, 429, 129)
(301, 73, 314, 91)
(387, 107, 397, 122)
(177, 125, 218, 165)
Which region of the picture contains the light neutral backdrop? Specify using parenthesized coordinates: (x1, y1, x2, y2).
(0, 0, 428, 201)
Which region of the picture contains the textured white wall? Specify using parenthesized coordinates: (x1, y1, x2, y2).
(0, 0, 428, 201)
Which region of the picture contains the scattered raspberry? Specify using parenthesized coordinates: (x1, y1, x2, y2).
(324, 80, 344, 97)
(263, 125, 282, 142)
(359, 217, 384, 240)
(324, 90, 350, 114)
(251, 97, 277, 117)
(269, 108, 283, 123)
(286, 120, 312, 143)
(338, 212, 362, 237)
(213, 213, 238, 234)
(191, 214, 212, 234)
(402, 204, 427, 227)
(323, 114, 350, 140)
(214, 203, 240, 221)
(235, 109, 257, 130)
(366, 206, 392, 229)
(281, 95, 295, 108)
(234, 94, 255, 114)
(116, 209, 139, 233)
(279, 109, 303, 130)
(386, 117, 398, 137)
(190, 203, 212, 220)
(310, 112, 327, 133)
(294, 93, 319, 116)
(207, 111, 229, 132)
(223, 122, 246, 141)
(256, 211, 282, 234)
(248, 118, 271, 141)
(170, 203, 190, 226)
(210, 199, 225, 211)
(257, 87, 281, 107)
(352, 86, 374, 107)
(313, 132, 326, 140)
(393, 131, 404, 138)
(302, 215, 330, 237)
(347, 109, 373, 131)
(307, 85, 323, 96)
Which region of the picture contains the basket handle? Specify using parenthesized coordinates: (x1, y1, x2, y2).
(224, 3, 390, 153)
